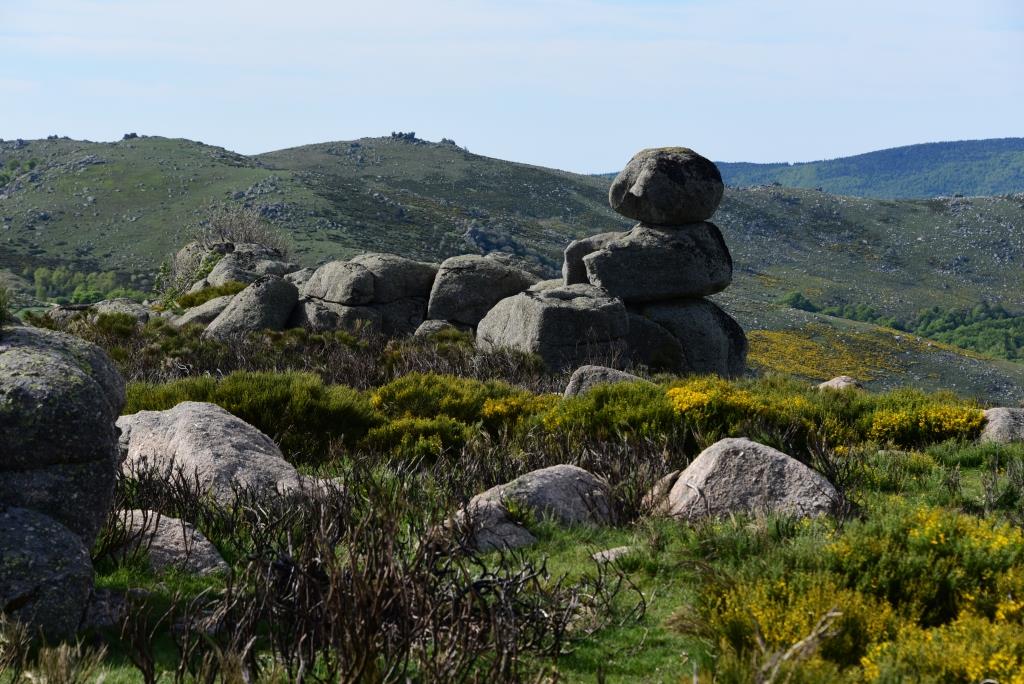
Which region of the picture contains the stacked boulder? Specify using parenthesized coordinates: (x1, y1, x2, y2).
(1, 325, 126, 638)
(480, 147, 747, 376)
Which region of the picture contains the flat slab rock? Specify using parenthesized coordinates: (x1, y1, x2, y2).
(118, 401, 306, 504)
(460, 465, 613, 551)
(652, 437, 839, 520)
(980, 407, 1024, 444)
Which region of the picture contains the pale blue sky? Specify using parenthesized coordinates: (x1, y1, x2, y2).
(2, 0, 1021, 172)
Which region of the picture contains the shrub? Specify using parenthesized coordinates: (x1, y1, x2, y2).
(540, 381, 679, 441)
(360, 416, 474, 461)
(867, 391, 984, 446)
(370, 373, 525, 424)
(174, 280, 247, 309)
(193, 204, 292, 257)
(126, 371, 378, 461)
(0, 287, 9, 329)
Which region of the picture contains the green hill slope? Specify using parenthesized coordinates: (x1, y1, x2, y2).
(715, 138, 1024, 198)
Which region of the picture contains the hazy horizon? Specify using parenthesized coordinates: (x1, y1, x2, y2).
(3, 0, 1022, 173)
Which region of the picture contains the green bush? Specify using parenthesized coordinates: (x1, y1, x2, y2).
(360, 415, 474, 461)
(370, 372, 524, 423)
(539, 381, 679, 441)
(0, 287, 9, 329)
(173, 280, 247, 309)
(126, 371, 378, 461)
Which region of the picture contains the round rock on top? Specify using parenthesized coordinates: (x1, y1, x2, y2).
(608, 147, 724, 225)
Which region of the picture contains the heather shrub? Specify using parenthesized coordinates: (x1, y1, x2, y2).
(538, 381, 679, 441)
(360, 416, 475, 461)
(370, 372, 525, 424)
(173, 280, 246, 309)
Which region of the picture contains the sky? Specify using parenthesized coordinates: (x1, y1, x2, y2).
(1, 0, 1022, 173)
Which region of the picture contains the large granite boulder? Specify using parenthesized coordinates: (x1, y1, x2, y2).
(301, 260, 375, 305)
(0, 325, 125, 542)
(582, 223, 732, 302)
(460, 465, 613, 550)
(349, 253, 438, 305)
(608, 147, 723, 225)
(116, 509, 228, 576)
(288, 298, 380, 333)
(980, 407, 1024, 444)
(172, 294, 235, 328)
(118, 401, 306, 504)
(639, 299, 747, 377)
(203, 275, 298, 340)
(204, 243, 299, 287)
(624, 312, 685, 371)
(476, 284, 629, 371)
(427, 254, 539, 328)
(653, 438, 839, 520)
(562, 231, 624, 285)
(0, 507, 94, 640)
(564, 365, 649, 398)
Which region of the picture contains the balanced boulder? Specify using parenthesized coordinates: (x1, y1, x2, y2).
(583, 223, 732, 302)
(562, 231, 624, 285)
(624, 312, 685, 371)
(608, 147, 723, 225)
(640, 299, 747, 377)
(118, 401, 306, 504)
(476, 284, 629, 371)
(427, 254, 539, 328)
(653, 438, 838, 520)
(203, 275, 298, 340)
(302, 260, 375, 305)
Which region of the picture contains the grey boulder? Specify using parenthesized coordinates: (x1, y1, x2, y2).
(561, 232, 624, 285)
(205, 243, 298, 287)
(301, 261, 375, 305)
(91, 297, 150, 324)
(203, 275, 298, 340)
(640, 299, 747, 378)
(461, 465, 613, 550)
(0, 507, 94, 640)
(288, 298, 380, 333)
(818, 376, 864, 391)
(609, 147, 724, 225)
(116, 509, 228, 576)
(415, 319, 460, 337)
(427, 254, 539, 328)
(583, 223, 732, 302)
(564, 365, 648, 398)
(0, 326, 125, 542)
(655, 438, 838, 520)
(476, 284, 629, 371)
(173, 294, 235, 328)
(980, 407, 1024, 444)
(624, 312, 685, 372)
(118, 401, 305, 504)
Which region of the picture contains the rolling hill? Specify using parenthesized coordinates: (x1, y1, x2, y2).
(715, 138, 1024, 198)
(3, 133, 1024, 401)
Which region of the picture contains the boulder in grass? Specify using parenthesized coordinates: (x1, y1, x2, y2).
(656, 438, 839, 521)
(582, 223, 733, 302)
(0, 507, 94, 640)
(91, 297, 151, 324)
(639, 299, 747, 378)
(173, 294, 235, 328)
(117, 509, 228, 576)
(818, 376, 864, 391)
(561, 231, 624, 285)
(476, 284, 629, 371)
(564, 365, 649, 398)
(460, 465, 613, 550)
(118, 401, 306, 504)
(415, 319, 460, 337)
(203, 275, 298, 340)
(608, 147, 724, 225)
(427, 254, 539, 328)
(980, 407, 1024, 444)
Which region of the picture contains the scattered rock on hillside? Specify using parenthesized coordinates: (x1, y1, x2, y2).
(980, 407, 1024, 444)
(564, 365, 648, 397)
(476, 284, 629, 371)
(203, 275, 298, 340)
(582, 223, 733, 302)
(609, 147, 724, 225)
(818, 375, 864, 391)
(460, 465, 613, 550)
(0, 325, 125, 542)
(116, 509, 228, 575)
(639, 299, 747, 377)
(427, 254, 539, 328)
(118, 401, 306, 504)
(562, 231, 624, 285)
(653, 438, 839, 521)
(0, 507, 93, 640)
(591, 546, 635, 563)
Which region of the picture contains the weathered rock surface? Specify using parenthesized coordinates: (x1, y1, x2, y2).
(583, 223, 732, 302)
(415, 319, 460, 337)
(0, 507, 93, 640)
(476, 284, 629, 370)
(118, 401, 305, 503)
(624, 312, 685, 371)
(302, 261, 375, 305)
(564, 365, 648, 397)
(529, 278, 564, 292)
(656, 438, 838, 520)
(204, 243, 298, 287)
(608, 147, 724, 225)
(349, 253, 438, 305)
(980, 407, 1024, 444)
(0, 325, 125, 542)
(92, 297, 151, 324)
(203, 275, 298, 340)
(288, 298, 380, 333)
(818, 376, 864, 391)
(461, 465, 613, 550)
(427, 255, 539, 328)
(117, 510, 228, 576)
(283, 267, 315, 287)
(561, 232, 624, 285)
(173, 294, 235, 328)
(640, 299, 747, 377)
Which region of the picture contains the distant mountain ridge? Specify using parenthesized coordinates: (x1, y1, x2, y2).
(714, 138, 1024, 199)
